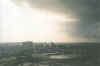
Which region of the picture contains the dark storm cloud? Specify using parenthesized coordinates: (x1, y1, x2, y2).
(15, 0, 100, 41)
(26, 0, 71, 13)
(66, 0, 100, 41)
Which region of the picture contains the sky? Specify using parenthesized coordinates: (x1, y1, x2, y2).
(0, 0, 99, 42)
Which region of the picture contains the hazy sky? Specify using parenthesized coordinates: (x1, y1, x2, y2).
(0, 0, 99, 42)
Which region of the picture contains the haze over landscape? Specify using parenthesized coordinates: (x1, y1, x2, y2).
(0, 0, 100, 66)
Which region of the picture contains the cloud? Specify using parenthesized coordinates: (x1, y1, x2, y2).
(1, 0, 99, 42)
(30, 0, 99, 42)
(67, 0, 100, 41)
